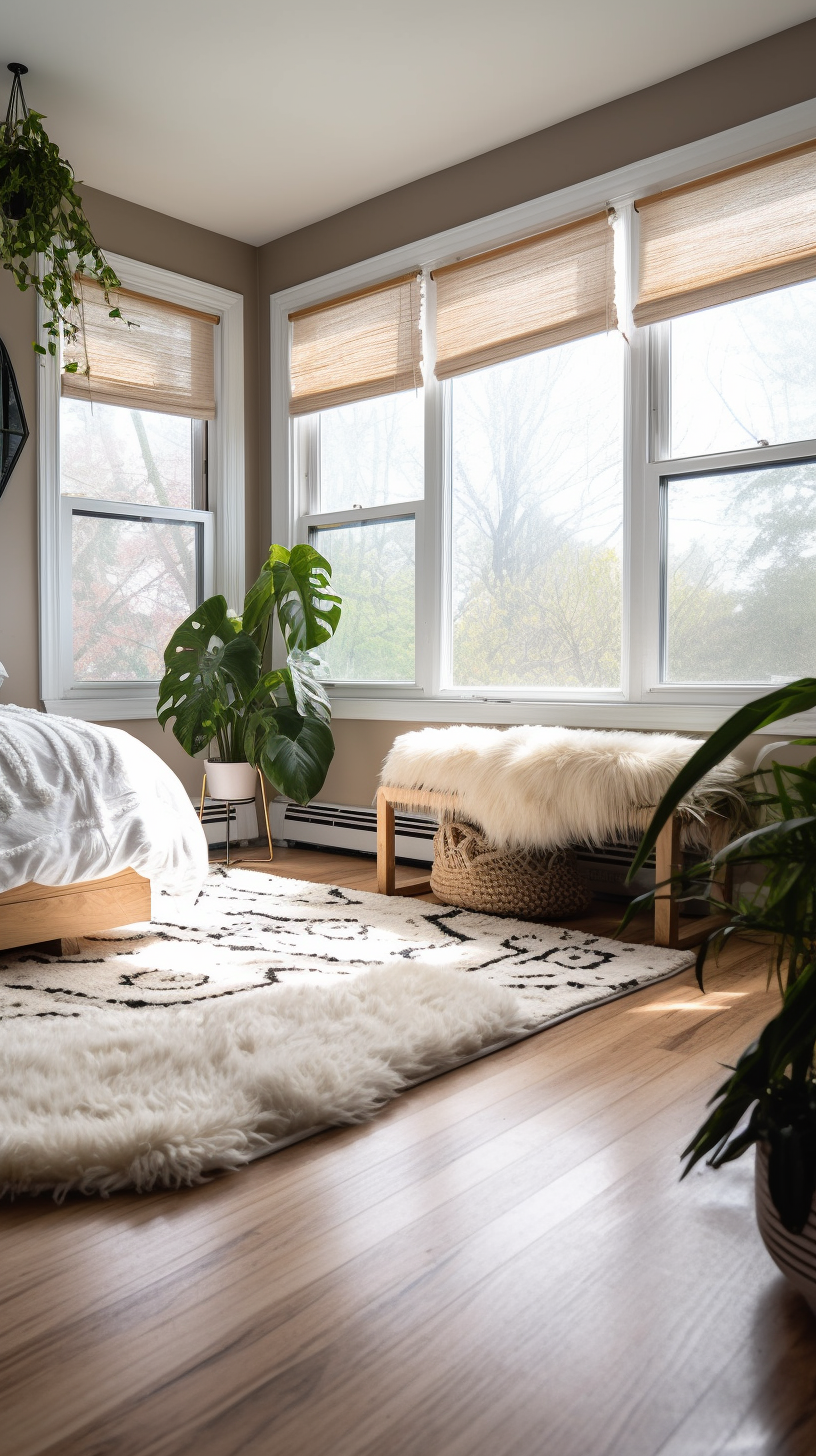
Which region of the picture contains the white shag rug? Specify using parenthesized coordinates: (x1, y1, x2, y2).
(381, 724, 745, 853)
(0, 868, 693, 1198)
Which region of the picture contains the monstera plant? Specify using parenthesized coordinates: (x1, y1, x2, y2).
(158, 544, 341, 805)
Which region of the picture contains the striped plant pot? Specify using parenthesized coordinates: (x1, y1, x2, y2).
(755, 1144, 816, 1313)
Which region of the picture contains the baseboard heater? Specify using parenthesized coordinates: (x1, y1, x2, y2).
(269, 798, 439, 868)
(191, 795, 259, 848)
(268, 798, 657, 899)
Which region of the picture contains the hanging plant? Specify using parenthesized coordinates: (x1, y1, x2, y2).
(0, 63, 123, 367)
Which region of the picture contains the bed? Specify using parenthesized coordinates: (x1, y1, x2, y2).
(0, 706, 208, 952)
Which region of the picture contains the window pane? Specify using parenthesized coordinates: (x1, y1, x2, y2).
(72, 514, 199, 681)
(318, 392, 423, 512)
(60, 398, 195, 508)
(669, 280, 816, 459)
(663, 461, 816, 683)
(312, 519, 414, 682)
(450, 332, 623, 689)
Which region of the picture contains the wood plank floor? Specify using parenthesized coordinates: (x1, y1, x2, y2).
(2, 846, 816, 1456)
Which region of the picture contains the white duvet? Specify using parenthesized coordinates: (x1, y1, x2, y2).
(0, 706, 208, 898)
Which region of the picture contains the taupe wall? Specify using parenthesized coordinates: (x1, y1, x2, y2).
(257, 16, 816, 808)
(257, 18, 816, 295)
(0, 190, 259, 796)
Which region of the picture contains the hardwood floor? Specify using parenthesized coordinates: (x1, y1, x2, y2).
(2, 846, 816, 1455)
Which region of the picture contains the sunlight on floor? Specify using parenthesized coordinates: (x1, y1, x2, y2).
(627, 991, 749, 1014)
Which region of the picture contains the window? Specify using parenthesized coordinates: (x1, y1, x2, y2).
(661, 458, 816, 685)
(450, 332, 623, 690)
(301, 393, 423, 684)
(654, 289, 816, 685)
(40, 255, 245, 719)
(666, 281, 816, 459)
(60, 400, 210, 682)
(276, 128, 816, 730)
(290, 273, 424, 686)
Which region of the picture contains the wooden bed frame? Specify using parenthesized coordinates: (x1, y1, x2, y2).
(0, 868, 151, 953)
(375, 785, 731, 951)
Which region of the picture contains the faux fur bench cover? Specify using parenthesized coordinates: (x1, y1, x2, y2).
(380, 725, 744, 854)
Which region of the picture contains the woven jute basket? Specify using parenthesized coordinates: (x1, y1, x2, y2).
(430, 820, 592, 919)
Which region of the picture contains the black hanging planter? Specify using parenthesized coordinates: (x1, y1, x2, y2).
(0, 336, 29, 500)
(0, 65, 33, 220)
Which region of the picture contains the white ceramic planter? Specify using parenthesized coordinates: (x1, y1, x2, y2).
(205, 760, 258, 801)
(755, 1143, 816, 1313)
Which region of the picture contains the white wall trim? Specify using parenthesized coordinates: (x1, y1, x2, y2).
(327, 695, 816, 736)
(269, 96, 816, 733)
(36, 296, 63, 711)
(39, 254, 245, 720)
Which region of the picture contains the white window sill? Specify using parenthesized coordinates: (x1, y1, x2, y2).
(44, 688, 816, 737)
(44, 691, 159, 722)
(327, 693, 816, 736)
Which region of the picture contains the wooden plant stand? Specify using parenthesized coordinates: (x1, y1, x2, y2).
(376, 785, 731, 950)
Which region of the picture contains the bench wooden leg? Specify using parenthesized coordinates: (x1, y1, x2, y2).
(654, 813, 732, 951)
(375, 787, 433, 896)
(377, 788, 396, 894)
(654, 814, 681, 948)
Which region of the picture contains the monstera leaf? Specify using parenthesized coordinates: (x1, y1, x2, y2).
(258, 706, 335, 804)
(241, 544, 290, 652)
(241, 543, 340, 655)
(286, 647, 332, 723)
(157, 596, 261, 755)
(271, 544, 341, 651)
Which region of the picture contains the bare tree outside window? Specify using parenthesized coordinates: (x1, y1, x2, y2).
(450, 332, 624, 689)
(311, 394, 422, 682)
(60, 398, 203, 682)
(663, 281, 816, 682)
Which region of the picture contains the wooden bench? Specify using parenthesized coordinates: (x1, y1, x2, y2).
(376, 785, 730, 950)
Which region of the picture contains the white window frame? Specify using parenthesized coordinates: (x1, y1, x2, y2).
(270, 96, 816, 736)
(294, 411, 428, 693)
(39, 252, 245, 721)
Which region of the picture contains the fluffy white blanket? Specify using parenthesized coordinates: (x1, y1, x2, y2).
(0, 705, 207, 896)
(381, 725, 744, 852)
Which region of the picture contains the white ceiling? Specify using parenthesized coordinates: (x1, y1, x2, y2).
(2, 2, 816, 246)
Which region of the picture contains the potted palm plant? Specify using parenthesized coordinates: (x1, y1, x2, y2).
(625, 679, 816, 1310)
(158, 543, 341, 805)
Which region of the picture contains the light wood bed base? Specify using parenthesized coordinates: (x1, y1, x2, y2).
(375, 785, 731, 951)
(0, 868, 151, 953)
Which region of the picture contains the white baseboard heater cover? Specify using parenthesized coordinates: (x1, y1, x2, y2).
(192, 795, 259, 847)
(269, 798, 657, 897)
(270, 798, 437, 865)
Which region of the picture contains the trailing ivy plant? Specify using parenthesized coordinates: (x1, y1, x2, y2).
(0, 68, 123, 363)
(158, 544, 342, 806)
(622, 678, 816, 1234)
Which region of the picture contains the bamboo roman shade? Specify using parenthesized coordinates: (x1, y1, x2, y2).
(432, 211, 617, 380)
(288, 272, 423, 416)
(62, 278, 218, 419)
(634, 140, 816, 326)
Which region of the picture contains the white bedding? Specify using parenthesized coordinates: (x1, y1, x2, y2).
(0, 706, 208, 899)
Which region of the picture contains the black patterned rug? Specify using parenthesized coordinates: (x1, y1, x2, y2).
(0, 867, 693, 1023)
